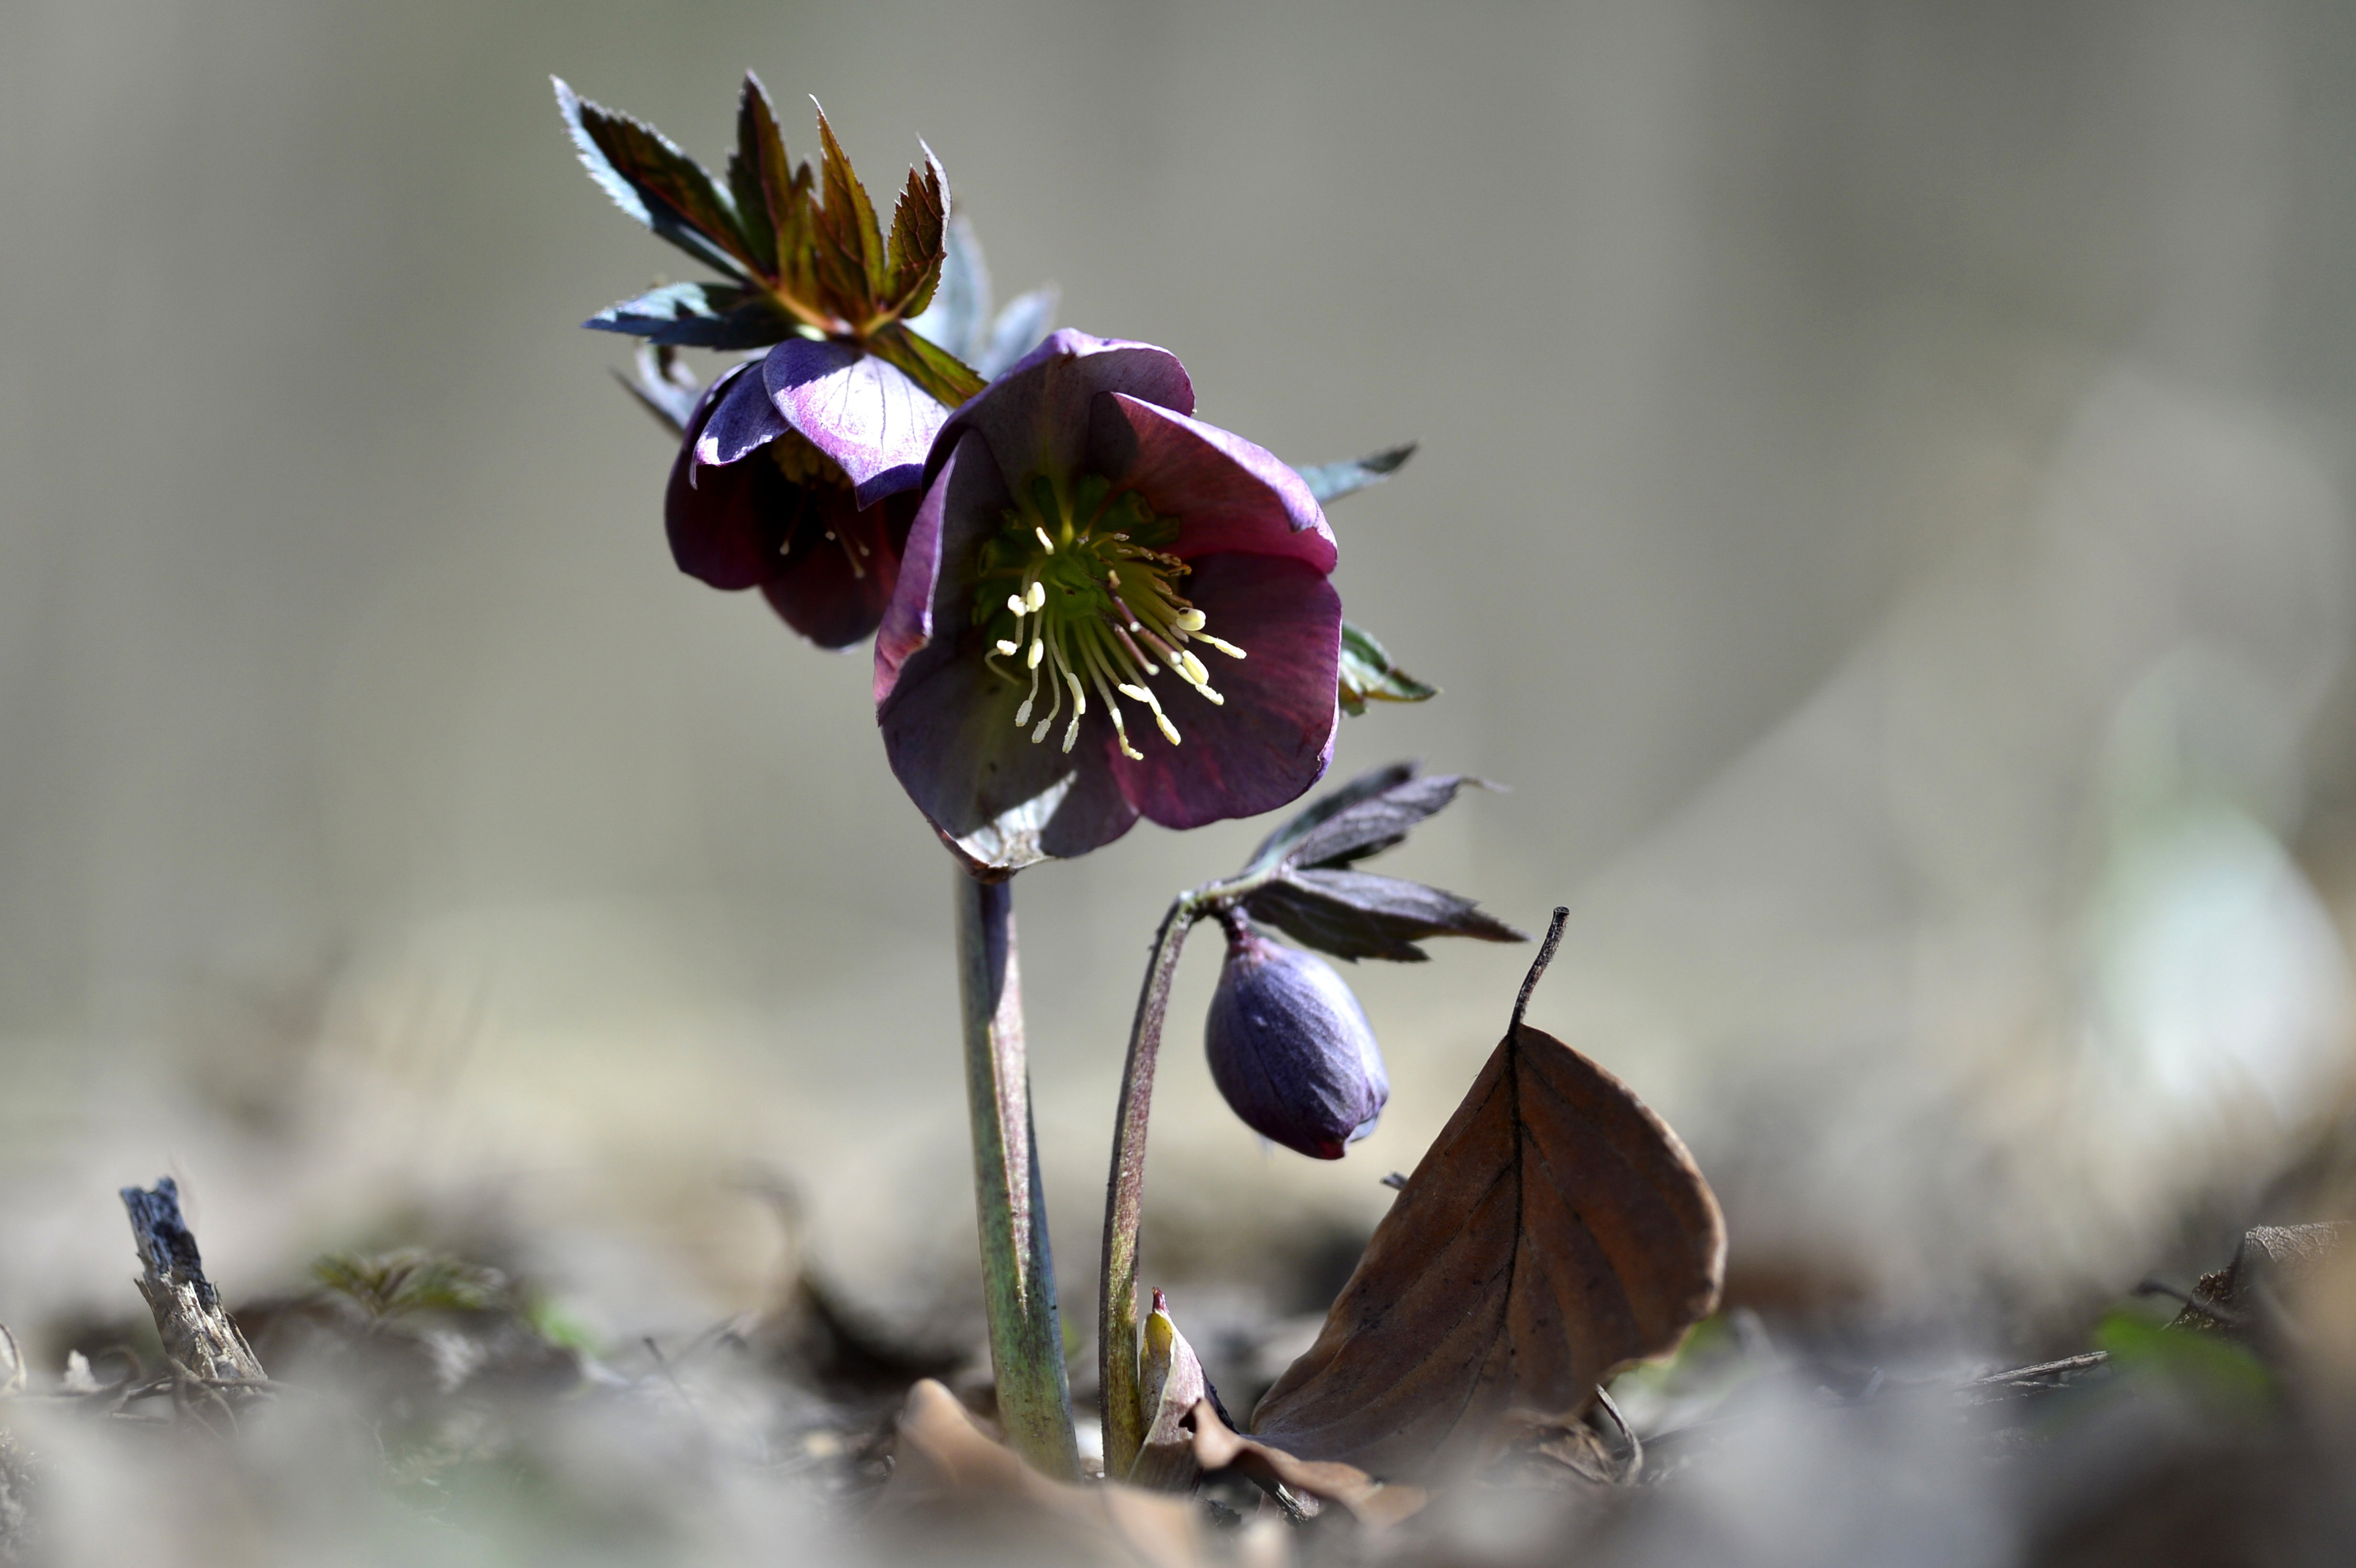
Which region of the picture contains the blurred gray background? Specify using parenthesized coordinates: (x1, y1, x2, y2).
(5, 0, 2356, 1354)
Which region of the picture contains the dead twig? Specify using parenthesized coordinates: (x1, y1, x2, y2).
(119, 1177, 268, 1431)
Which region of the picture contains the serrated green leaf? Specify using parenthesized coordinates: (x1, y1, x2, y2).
(554, 78, 753, 280)
(867, 319, 988, 407)
(812, 102, 887, 307)
(883, 144, 950, 320)
(727, 75, 781, 275)
(1296, 444, 1416, 506)
(583, 280, 793, 348)
(1338, 621, 1438, 716)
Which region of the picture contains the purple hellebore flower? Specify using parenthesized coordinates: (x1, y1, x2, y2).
(1205, 918, 1388, 1160)
(666, 339, 952, 649)
(873, 330, 1342, 870)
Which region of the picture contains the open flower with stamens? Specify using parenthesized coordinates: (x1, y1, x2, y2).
(666, 349, 945, 648)
(875, 330, 1342, 872)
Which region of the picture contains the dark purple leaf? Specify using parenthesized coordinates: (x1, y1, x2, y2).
(583, 281, 793, 348)
(1245, 869, 1525, 963)
(1243, 762, 1417, 874)
(1282, 772, 1483, 871)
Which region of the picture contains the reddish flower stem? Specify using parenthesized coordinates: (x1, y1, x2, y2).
(1097, 865, 1274, 1477)
(1097, 893, 1207, 1477)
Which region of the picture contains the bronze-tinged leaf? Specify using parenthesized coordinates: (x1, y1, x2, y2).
(811, 101, 887, 307)
(883, 145, 950, 320)
(554, 79, 755, 279)
(1187, 1401, 1428, 1528)
(1248, 909, 1724, 1481)
(773, 156, 820, 311)
(727, 74, 782, 275)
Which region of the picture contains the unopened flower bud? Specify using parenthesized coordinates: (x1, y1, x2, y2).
(1205, 918, 1388, 1159)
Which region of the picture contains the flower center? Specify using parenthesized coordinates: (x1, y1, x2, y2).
(971, 473, 1246, 759)
(767, 434, 872, 578)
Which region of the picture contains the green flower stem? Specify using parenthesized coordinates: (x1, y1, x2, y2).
(953, 870, 1080, 1479)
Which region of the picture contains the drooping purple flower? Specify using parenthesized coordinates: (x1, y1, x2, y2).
(666, 344, 949, 648)
(874, 330, 1343, 871)
(559, 77, 999, 650)
(1204, 918, 1388, 1159)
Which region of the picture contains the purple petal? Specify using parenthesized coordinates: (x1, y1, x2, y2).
(762, 338, 947, 507)
(759, 489, 903, 650)
(1090, 396, 1337, 573)
(665, 369, 778, 589)
(935, 329, 1193, 492)
(876, 618, 1139, 871)
(875, 429, 1007, 704)
(693, 359, 787, 468)
(1111, 554, 1342, 830)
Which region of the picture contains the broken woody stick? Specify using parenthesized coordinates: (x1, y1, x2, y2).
(119, 1178, 266, 1420)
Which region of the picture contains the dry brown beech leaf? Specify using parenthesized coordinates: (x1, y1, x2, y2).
(1188, 1399, 1429, 1528)
(886, 1379, 1203, 1568)
(1249, 907, 1726, 1481)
